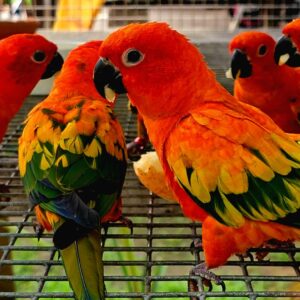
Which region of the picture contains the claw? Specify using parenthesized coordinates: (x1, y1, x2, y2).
(118, 216, 134, 235)
(236, 251, 254, 262)
(190, 238, 202, 254)
(101, 224, 109, 247)
(188, 262, 225, 292)
(32, 218, 45, 240)
(256, 239, 296, 261)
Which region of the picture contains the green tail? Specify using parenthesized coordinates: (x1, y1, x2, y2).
(60, 229, 105, 300)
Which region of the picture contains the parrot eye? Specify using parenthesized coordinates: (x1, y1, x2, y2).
(31, 50, 47, 63)
(257, 44, 267, 57)
(122, 48, 144, 67)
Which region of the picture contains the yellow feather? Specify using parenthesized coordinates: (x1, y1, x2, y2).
(84, 139, 102, 157)
(271, 202, 288, 218)
(257, 201, 278, 220)
(61, 136, 83, 154)
(190, 170, 211, 203)
(61, 121, 78, 140)
(218, 166, 248, 194)
(40, 154, 51, 171)
(171, 159, 190, 189)
(242, 150, 275, 181)
(283, 180, 300, 206)
(42, 144, 54, 160)
(259, 141, 292, 175)
(55, 155, 68, 168)
(216, 192, 245, 227)
(248, 205, 269, 221)
(272, 133, 300, 163)
(35, 142, 43, 154)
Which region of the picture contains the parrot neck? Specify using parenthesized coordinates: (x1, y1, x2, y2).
(128, 63, 232, 119)
(0, 87, 31, 121)
(52, 64, 104, 101)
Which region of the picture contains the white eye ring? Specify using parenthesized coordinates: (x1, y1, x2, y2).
(122, 48, 144, 67)
(31, 50, 47, 64)
(257, 44, 267, 57)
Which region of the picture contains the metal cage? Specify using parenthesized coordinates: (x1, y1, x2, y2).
(1, 1, 300, 34)
(0, 42, 299, 299)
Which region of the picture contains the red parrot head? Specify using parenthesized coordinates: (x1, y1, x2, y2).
(53, 40, 108, 102)
(93, 22, 210, 119)
(2, 33, 63, 82)
(227, 31, 276, 79)
(274, 18, 300, 67)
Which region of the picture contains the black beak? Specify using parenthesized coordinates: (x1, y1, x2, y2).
(230, 49, 252, 79)
(41, 52, 64, 79)
(93, 57, 127, 100)
(274, 35, 300, 67)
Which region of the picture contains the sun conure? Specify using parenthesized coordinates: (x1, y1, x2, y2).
(19, 40, 127, 300)
(93, 22, 300, 288)
(275, 18, 300, 126)
(227, 31, 300, 132)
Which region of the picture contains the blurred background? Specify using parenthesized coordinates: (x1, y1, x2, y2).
(0, 0, 299, 37)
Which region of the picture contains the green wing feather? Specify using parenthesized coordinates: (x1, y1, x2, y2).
(20, 97, 127, 220)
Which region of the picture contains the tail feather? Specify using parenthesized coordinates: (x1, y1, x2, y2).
(60, 229, 105, 300)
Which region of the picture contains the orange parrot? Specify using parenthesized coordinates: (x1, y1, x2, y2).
(0, 33, 62, 296)
(227, 31, 300, 132)
(0, 34, 63, 201)
(93, 22, 300, 289)
(274, 18, 300, 123)
(19, 41, 128, 299)
(0, 34, 63, 142)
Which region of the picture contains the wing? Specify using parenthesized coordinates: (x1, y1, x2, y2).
(165, 101, 300, 228)
(19, 95, 127, 225)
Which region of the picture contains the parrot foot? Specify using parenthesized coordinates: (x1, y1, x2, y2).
(188, 262, 225, 292)
(101, 216, 133, 247)
(126, 137, 148, 160)
(117, 215, 134, 235)
(190, 238, 202, 254)
(101, 224, 109, 247)
(256, 239, 296, 261)
(236, 251, 254, 262)
(32, 218, 44, 241)
(0, 184, 10, 210)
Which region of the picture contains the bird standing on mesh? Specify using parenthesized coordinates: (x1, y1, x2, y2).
(93, 22, 300, 289)
(19, 41, 128, 300)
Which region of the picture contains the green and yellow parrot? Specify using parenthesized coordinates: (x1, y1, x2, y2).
(18, 40, 127, 300)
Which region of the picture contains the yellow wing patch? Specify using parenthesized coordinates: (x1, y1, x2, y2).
(165, 102, 300, 226)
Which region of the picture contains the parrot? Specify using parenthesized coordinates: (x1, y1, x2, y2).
(227, 31, 300, 132)
(18, 40, 128, 300)
(274, 18, 300, 68)
(274, 18, 300, 124)
(0, 33, 63, 143)
(93, 22, 300, 289)
(0, 33, 63, 296)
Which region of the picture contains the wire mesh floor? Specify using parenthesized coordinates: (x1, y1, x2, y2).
(0, 43, 300, 300)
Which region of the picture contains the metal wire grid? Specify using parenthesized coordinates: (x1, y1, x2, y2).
(3, 1, 300, 33)
(0, 43, 300, 299)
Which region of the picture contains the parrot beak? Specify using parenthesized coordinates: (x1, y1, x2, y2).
(93, 57, 127, 103)
(41, 52, 64, 79)
(228, 49, 252, 79)
(274, 35, 300, 67)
